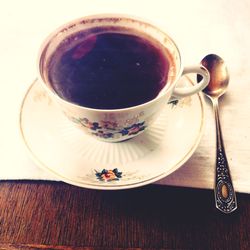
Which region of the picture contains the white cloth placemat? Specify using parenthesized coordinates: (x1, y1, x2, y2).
(1, 0, 249, 192)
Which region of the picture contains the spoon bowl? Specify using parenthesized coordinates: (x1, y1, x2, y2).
(201, 54, 230, 98)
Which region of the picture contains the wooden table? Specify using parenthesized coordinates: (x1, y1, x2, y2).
(0, 181, 249, 250)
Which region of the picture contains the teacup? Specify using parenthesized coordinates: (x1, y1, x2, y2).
(38, 14, 209, 142)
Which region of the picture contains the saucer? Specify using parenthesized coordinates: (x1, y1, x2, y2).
(20, 78, 205, 190)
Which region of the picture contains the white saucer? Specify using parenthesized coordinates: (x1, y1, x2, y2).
(20, 78, 205, 190)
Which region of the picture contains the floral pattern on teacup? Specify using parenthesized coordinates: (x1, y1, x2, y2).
(95, 168, 122, 182)
(69, 116, 146, 139)
(66, 98, 192, 139)
(119, 122, 146, 136)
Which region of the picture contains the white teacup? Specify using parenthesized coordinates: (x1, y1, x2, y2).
(38, 14, 209, 142)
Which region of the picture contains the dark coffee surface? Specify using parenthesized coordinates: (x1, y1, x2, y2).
(48, 31, 170, 109)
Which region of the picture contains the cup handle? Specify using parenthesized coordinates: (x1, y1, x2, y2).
(172, 65, 210, 98)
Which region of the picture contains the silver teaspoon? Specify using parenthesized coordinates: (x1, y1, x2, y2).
(199, 54, 237, 214)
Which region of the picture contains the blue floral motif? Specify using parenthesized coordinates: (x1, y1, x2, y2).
(92, 130, 114, 139)
(119, 122, 146, 136)
(90, 122, 101, 130)
(95, 168, 122, 182)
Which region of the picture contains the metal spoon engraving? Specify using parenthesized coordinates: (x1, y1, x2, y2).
(199, 54, 237, 214)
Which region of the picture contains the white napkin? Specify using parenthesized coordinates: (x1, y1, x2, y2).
(1, 0, 250, 193)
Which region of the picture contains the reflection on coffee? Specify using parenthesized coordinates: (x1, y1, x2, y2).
(48, 28, 172, 109)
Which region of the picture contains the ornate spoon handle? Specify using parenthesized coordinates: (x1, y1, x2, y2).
(213, 98, 237, 213)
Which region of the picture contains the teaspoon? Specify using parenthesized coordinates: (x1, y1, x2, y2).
(199, 54, 237, 214)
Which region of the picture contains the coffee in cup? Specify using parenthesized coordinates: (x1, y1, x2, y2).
(47, 27, 173, 109)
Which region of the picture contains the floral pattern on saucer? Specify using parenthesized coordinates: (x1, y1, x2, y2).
(78, 169, 152, 186)
(70, 117, 146, 139)
(95, 168, 122, 182)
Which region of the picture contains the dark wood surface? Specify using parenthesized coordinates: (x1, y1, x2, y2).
(0, 181, 249, 250)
